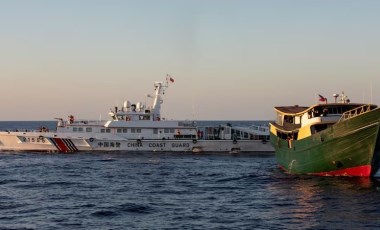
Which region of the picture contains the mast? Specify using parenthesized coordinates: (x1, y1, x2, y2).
(151, 80, 168, 119)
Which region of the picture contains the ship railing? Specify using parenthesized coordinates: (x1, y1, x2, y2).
(247, 125, 270, 132)
(178, 121, 197, 127)
(338, 104, 372, 122)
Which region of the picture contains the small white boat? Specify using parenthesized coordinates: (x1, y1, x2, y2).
(0, 77, 274, 153)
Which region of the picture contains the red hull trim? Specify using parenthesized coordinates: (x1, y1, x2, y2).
(279, 165, 372, 177)
(310, 165, 372, 177)
(54, 138, 70, 153)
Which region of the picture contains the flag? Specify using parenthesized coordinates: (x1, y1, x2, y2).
(318, 94, 327, 102)
(166, 74, 175, 83)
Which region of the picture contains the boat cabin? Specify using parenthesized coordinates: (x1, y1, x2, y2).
(55, 80, 198, 140)
(271, 97, 377, 141)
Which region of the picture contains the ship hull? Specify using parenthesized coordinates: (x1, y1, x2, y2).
(270, 108, 380, 177)
(0, 132, 274, 153)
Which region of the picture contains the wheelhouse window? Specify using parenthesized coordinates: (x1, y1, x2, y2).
(284, 115, 294, 124)
(115, 128, 128, 133)
(100, 128, 112, 133)
(86, 127, 92, 132)
(131, 128, 141, 133)
(276, 131, 298, 141)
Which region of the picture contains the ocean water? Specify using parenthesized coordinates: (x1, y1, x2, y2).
(1, 122, 380, 229)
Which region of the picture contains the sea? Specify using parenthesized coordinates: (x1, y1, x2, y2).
(1, 121, 380, 230)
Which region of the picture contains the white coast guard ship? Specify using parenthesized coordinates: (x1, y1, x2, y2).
(0, 77, 273, 153)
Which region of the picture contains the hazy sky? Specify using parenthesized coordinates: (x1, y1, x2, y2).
(1, 0, 379, 121)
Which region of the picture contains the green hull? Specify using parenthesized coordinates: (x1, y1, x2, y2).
(270, 108, 380, 177)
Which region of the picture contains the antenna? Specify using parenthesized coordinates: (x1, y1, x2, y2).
(362, 92, 365, 104)
(192, 94, 197, 121)
(340, 91, 346, 103)
(145, 94, 152, 109)
(333, 94, 339, 103)
(370, 81, 373, 104)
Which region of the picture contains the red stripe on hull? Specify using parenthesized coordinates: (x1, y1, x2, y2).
(54, 138, 70, 153)
(310, 165, 372, 177)
(278, 165, 372, 177)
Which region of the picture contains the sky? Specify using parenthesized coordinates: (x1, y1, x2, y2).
(0, 0, 379, 121)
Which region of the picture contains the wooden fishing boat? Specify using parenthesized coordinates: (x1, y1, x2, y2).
(269, 93, 380, 177)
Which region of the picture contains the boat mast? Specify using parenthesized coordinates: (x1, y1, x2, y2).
(151, 80, 169, 119)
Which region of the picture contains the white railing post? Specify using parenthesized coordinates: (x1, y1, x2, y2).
(339, 104, 371, 122)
